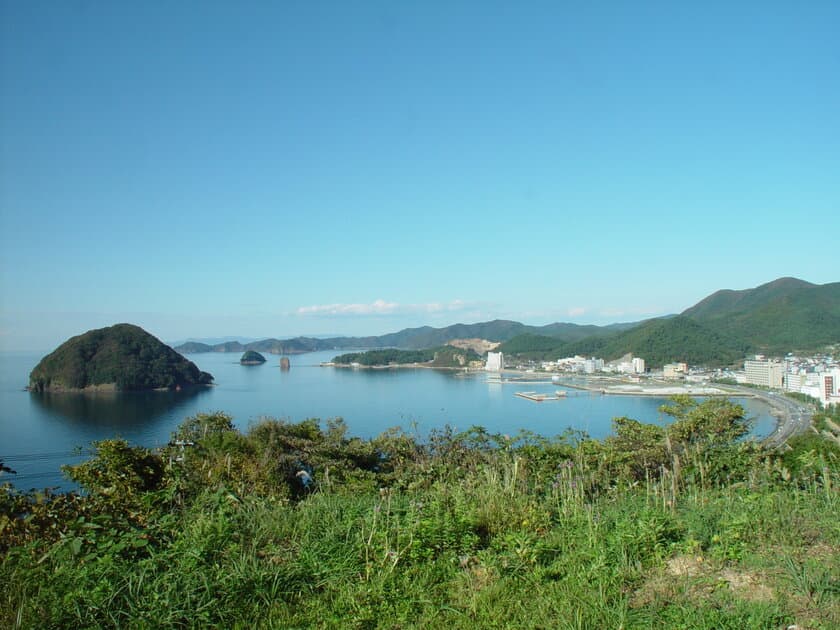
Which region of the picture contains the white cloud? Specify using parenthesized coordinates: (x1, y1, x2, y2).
(567, 306, 586, 317)
(296, 299, 470, 317)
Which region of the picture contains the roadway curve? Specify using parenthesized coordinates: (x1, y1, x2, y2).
(719, 384, 813, 447)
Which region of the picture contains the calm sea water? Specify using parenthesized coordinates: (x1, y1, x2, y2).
(0, 350, 776, 490)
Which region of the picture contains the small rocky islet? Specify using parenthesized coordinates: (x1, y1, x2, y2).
(240, 350, 267, 365)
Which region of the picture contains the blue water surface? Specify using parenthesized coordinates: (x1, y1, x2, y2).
(0, 350, 775, 490)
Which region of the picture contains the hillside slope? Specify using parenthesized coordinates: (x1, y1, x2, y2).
(500, 317, 745, 367)
(683, 279, 840, 352)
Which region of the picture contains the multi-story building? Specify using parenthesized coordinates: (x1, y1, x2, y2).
(632, 357, 646, 374)
(820, 368, 840, 406)
(784, 372, 803, 392)
(663, 362, 688, 379)
(583, 358, 604, 374)
(744, 357, 783, 389)
(485, 352, 504, 372)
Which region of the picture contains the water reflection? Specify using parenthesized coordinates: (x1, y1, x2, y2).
(29, 386, 210, 430)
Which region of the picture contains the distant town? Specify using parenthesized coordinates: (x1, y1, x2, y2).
(484, 350, 840, 407)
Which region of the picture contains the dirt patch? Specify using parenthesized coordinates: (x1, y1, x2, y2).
(666, 555, 705, 577)
(446, 338, 500, 354)
(632, 555, 776, 608)
(803, 542, 840, 560)
(719, 568, 775, 602)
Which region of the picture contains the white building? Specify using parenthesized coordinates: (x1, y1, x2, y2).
(784, 372, 803, 392)
(663, 363, 688, 379)
(485, 352, 504, 372)
(744, 358, 783, 389)
(583, 358, 604, 374)
(632, 357, 646, 374)
(557, 355, 588, 372)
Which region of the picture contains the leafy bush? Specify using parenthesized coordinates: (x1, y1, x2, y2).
(3, 399, 839, 629)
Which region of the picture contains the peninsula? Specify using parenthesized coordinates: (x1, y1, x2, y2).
(29, 324, 214, 392)
(330, 346, 480, 369)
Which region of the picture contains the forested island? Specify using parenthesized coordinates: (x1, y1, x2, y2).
(239, 350, 266, 365)
(332, 346, 480, 368)
(28, 324, 214, 392)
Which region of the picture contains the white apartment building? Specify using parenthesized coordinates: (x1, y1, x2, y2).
(583, 358, 604, 374)
(784, 372, 803, 392)
(632, 357, 646, 374)
(744, 358, 783, 389)
(485, 352, 504, 372)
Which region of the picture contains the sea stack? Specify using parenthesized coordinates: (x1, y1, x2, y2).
(240, 350, 266, 365)
(279, 357, 290, 370)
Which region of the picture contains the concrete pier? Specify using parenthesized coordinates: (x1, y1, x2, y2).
(515, 391, 567, 402)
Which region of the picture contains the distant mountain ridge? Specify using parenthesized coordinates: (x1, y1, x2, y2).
(174, 319, 639, 355)
(173, 277, 840, 367)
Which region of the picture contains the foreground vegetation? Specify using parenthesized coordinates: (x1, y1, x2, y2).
(2, 398, 838, 628)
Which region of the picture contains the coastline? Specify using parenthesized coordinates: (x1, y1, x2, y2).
(526, 374, 813, 446)
(321, 362, 479, 372)
(26, 382, 215, 394)
(321, 363, 813, 446)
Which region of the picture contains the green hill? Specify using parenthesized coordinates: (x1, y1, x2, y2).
(580, 316, 746, 367)
(681, 277, 816, 319)
(500, 317, 745, 367)
(499, 278, 839, 365)
(29, 324, 214, 392)
(682, 278, 840, 352)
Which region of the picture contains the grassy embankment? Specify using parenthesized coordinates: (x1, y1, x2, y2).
(1, 398, 838, 629)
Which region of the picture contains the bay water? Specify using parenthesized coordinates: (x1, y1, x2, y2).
(0, 350, 776, 490)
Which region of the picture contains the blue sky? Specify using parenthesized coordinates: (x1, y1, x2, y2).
(1, 1, 838, 351)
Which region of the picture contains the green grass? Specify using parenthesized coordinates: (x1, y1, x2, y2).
(2, 404, 839, 628)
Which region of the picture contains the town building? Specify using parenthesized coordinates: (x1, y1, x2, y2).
(818, 368, 840, 406)
(744, 357, 783, 389)
(485, 352, 504, 372)
(784, 372, 803, 392)
(583, 358, 604, 374)
(663, 362, 688, 379)
(556, 356, 583, 372)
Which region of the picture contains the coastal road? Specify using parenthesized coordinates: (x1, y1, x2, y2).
(719, 385, 813, 447)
